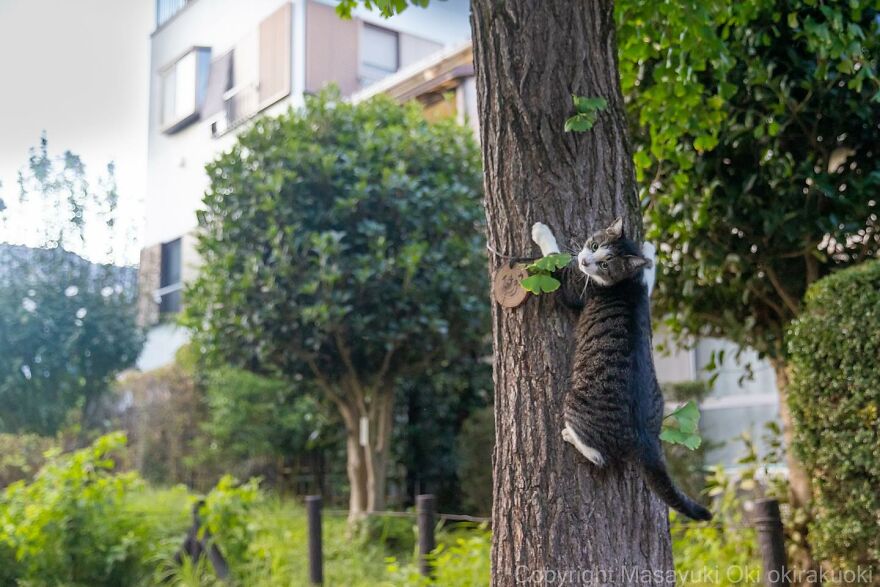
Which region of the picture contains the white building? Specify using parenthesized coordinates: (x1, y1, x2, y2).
(138, 4, 780, 467)
(138, 0, 471, 368)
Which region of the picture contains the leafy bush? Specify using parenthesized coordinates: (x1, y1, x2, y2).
(787, 261, 880, 574)
(456, 406, 494, 516)
(386, 523, 492, 586)
(0, 433, 185, 586)
(661, 381, 714, 500)
(0, 432, 55, 487)
(114, 364, 210, 488)
(201, 367, 338, 489)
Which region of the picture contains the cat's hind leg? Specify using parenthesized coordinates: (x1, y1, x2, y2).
(562, 424, 605, 466)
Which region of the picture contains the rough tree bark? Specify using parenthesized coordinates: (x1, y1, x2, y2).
(471, 1, 674, 584)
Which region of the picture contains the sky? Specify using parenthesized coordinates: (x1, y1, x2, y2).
(0, 0, 153, 263)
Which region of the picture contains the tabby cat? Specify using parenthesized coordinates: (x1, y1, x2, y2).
(531, 218, 712, 521)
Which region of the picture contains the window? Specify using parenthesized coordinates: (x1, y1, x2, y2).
(156, 0, 188, 28)
(158, 238, 182, 314)
(360, 24, 399, 84)
(160, 47, 211, 133)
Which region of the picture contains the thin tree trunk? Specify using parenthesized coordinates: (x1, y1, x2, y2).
(339, 402, 370, 521)
(345, 430, 369, 521)
(772, 359, 821, 587)
(365, 391, 394, 512)
(471, 1, 674, 584)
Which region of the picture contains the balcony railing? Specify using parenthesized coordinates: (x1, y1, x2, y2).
(211, 84, 261, 137)
(156, 0, 190, 28)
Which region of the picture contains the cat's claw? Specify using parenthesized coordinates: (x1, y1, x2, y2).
(531, 222, 561, 256)
(562, 425, 605, 466)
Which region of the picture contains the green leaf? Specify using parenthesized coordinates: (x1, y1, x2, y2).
(566, 95, 607, 133)
(573, 95, 608, 114)
(520, 274, 561, 294)
(661, 401, 703, 450)
(528, 253, 572, 272)
(564, 113, 595, 133)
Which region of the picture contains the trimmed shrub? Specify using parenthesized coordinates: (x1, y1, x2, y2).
(787, 261, 880, 573)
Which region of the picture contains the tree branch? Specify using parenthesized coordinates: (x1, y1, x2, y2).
(371, 343, 398, 392)
(763, 265, 800, 316)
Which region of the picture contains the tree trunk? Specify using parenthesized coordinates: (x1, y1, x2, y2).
(338, 391, 394, 520)
(344, 424, 369, 522)
(770, 361, 811, 510)
(771, 359, 821, 587)
(365, 391, 394, 512)
(471, 1, 674, 584)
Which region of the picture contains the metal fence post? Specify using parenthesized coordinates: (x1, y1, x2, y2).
(752, 498, 790, 587)
(417, 494, 436, 579)
(306, 495, 323, 585)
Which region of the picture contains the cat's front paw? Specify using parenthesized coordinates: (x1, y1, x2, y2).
(531, 222, 560, 256)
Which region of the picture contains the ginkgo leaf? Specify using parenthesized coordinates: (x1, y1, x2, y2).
(528, 253, 572, 273)
(661, 401, 703, 450)
(520, 274, 561, 294)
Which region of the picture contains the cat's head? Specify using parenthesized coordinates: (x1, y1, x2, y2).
(577, 217, 651, 286)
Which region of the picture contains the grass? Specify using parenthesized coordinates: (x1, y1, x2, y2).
(127, 486, 486, 586)
(94, 483, 753, 586)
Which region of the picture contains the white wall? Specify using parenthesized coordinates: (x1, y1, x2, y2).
(145, 0, 472, 249)
(145, 0, 295, 247)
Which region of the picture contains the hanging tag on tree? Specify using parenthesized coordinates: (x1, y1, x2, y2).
(493, 264, 530, 308)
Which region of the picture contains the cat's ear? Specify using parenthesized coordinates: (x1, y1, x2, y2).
(605, 217, 624, 239)
(624, 255, 652, 272)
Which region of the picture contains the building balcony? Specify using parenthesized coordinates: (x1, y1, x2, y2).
(156, 0, 192, 29)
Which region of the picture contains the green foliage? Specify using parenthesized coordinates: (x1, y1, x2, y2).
(671, 467, 761, 586)
(564, 95, 608, 133)
(456, 406, 494, 516)
(202, 367, 334, 465)
(0, 433, 188, 586)
(184, 87, 485, 390)
(357, 513, 417, 554)
(787, 261, 880, 572)
(184, 88, 487, 510)
(385, 523, 492, 586)
(521, 252, 572, 294)
(114, 363, 210, 488)
(0, 246, 142, 435)
(0, 136, 141, 435)
(0, 432, 55, 487)
(661, 401, 703, 450)
(617, 0, 880, 359)
(394, 359, 492, 513)
(200, 475, 264, 569)
(661, 381, 714, 500)
(335, 0, 429, 18)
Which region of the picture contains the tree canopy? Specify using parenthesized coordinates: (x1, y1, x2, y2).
(618, 0, 880, 359)
(184, 90, 488, 514)
(0, 138, 141, 434)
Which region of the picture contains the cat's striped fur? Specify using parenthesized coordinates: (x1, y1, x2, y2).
(532, 219, 712, 521)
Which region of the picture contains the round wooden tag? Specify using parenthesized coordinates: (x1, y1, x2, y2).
(493, 264, 530, 308)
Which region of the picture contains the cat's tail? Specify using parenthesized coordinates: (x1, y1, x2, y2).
(637, 437, 712, 522)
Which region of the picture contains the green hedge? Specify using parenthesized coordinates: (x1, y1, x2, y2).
(787, 261, 880, 573)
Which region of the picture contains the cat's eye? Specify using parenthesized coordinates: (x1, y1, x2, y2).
(601, 261, 609, 270)
(590, 242, 599, 252)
